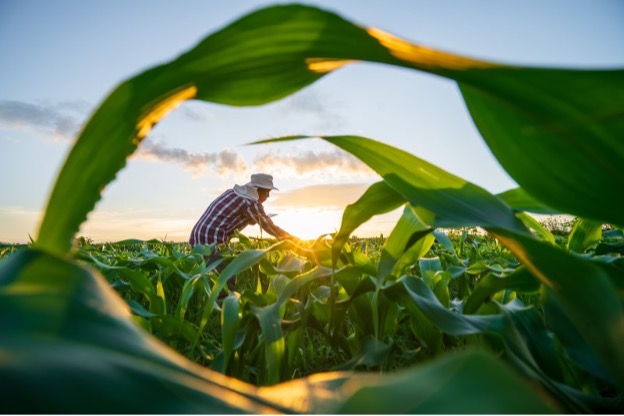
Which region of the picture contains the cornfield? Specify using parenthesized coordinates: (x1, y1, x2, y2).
(1, 4, 623, 413)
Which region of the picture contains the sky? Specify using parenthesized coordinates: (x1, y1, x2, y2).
(1, 0, 623, 243)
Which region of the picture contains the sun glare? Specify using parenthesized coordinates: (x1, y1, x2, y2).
(248, 208, 343, 241)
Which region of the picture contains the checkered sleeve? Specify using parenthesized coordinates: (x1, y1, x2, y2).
(245, 200, 289, 239)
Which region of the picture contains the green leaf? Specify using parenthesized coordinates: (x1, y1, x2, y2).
(334, 335, 393, 370)
(176, 275, 202, 319)
(495, 300, 614, 413)
(400, 275, 506, 335)
(253, 301, 286, 385)
(567, 218, 603, 253)
(155, 315, 198, 344)
(220, 292, 241, 373)
(327, 135, 528, 234)
(265, 134, 530, 236)
(541, 289, 610, 383)
(0, 249, 283, 413)
(460, 69, 624, 225)
(499, 300, 564, 383)
(19, 2, 624, 412)
(492, 228, 624, 390)
(378, 205, 434, 281)
(419, 257, 443, 275)
(250, 265, 337, 383)
(463, 267, 540, 314)
(432, 229, 460, 263)
(120, 268, 164, 315)
(127, 299, 157, 318)
(332, 181, 406, 264)
(198, 245, 279, 337)
(333, 349, 558, 414)
(515, 212, 556, 245)
(496, 187, 561, 215)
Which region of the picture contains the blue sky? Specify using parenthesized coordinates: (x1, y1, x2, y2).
(1, 0, 623, 243)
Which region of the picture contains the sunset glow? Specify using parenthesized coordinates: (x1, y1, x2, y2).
(267, 208, 342, 241)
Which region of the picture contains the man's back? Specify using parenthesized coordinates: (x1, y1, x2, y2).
(189, 185, 288, 246)
(190, 189, 254, 246)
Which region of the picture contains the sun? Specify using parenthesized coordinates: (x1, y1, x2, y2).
(257, 208, 343, 241)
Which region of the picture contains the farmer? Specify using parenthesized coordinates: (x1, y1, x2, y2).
(189, 173, 296, 298)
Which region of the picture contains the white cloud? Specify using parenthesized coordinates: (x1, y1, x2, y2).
(135, 139, 248, 176)
(0, 100, 85, 141)
(253, 148, 374, 178)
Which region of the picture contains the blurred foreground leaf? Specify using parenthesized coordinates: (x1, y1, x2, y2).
(1, 249, 559, 413)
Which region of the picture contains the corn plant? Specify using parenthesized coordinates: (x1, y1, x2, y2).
(1, 4, 622, 413)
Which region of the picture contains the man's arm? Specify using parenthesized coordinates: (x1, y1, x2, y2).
(246, 201, 293, 240)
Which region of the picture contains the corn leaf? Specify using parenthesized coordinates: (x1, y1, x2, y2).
(332, 349, 558, 414)
(0, 249, 282, 413)
(496, 188, 561, 215)
(378, 205, 434, 281)
(567, 218, 603, 253)
(400, 275, 506, 335)
(12, 3, 623, 412)
(220, 292, 241, 373)
(460, 69, 624, 225)
(266, 134, 531, 236)
(492, 228, 624, 390)
(463, 267, 540, 314)
(332, 180, 406, 264)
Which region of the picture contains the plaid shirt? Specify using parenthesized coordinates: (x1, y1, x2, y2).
(189, 188, 287, 246)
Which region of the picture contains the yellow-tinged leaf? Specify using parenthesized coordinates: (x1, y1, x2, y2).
(136, 85, 196, 139)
